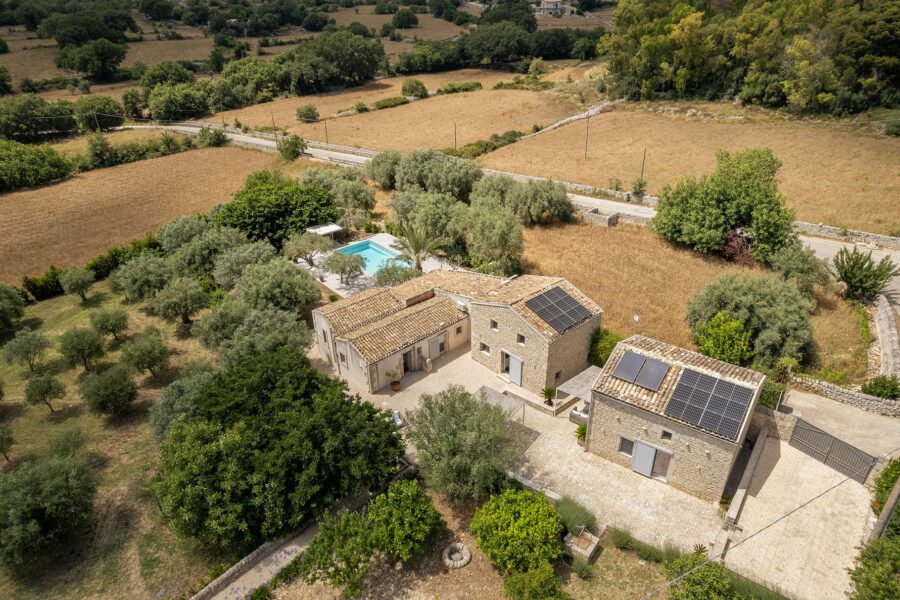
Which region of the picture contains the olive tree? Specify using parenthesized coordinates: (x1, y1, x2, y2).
(2, 329, 51, 373)
(25, 375, 66, 412)
(323, 252, 366, 285)
(79, 363, 137, 416)
(157, 215, 212, 253)
(366, 149, 402, 189)
(89, 308, 129, 341)
(194, 298, 250, 349)
(395, 149, 482, 202)
(218, 308, 313, 367)
(0, 424, 11, 462)
(459, 202, 523, 275)
(299, 168, 375, 228)
(283, 232, 332, 267)
(212, 241, 276, 289)
(110, 254, 173, 301)
(235, 258, 320, 312)
(150, 369, 216, 440)
(58, 327, 105, 371)
(121, 326, 170, 376)
(171, 227, 247, 276)
(152, 277, 207, 325)
(59, 266, 94, 302)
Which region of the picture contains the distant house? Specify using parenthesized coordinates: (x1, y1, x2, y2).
(536, 0, 577, 17)
(585, 336, 765, 502)
(312, 271, 601, 395)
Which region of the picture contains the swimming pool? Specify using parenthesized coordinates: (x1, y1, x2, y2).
(337, 240, 409, 274)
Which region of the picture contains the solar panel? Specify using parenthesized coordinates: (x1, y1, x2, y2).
(612, 350, 645, 383)
(524, 286, 592, 333)
(663, 368, 754, 440)
(633, 357, 670, 392)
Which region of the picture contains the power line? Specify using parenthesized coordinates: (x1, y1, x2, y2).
(637, 443, 900, 600)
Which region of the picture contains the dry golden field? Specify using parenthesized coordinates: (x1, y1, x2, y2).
(287, 89, 575, 152)
(206, 68, 521, 127)
(481, 106, 900, 234)
(522, 223, 868, 379)
(329, 7, 467, 39)
(48, 129, 188, 156)
(0, 147, 286, 283)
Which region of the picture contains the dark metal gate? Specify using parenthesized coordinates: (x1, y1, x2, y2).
(789, 418, 876, 484)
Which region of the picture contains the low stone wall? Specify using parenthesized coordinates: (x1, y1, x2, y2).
(617, 213, 653, 227)
(190, 533, 298, 600)
(579, 208, 618, 227)
(749, 405, 797, 441)
(790, 376, 900, 417)
(792, 221, 900, 250)
(874, 294, 900, 377)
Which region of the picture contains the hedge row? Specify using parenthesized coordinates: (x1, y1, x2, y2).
(373, 96, 410, 110)
(436, 81, 482, 95)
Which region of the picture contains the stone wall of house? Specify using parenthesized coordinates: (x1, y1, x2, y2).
(874, 294, 900, 377)
(545, 315, 601, 390)
(469, 303, 551, 394)
(586, 394, 739, 503)
(792, 222, 900, 250)
(790, 376, 900, 417)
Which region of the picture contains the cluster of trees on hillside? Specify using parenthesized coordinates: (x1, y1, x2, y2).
(603, 0, 899, 115)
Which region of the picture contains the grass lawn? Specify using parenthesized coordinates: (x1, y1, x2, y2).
(522, 223, 870, 382)
(0, 280, 228, 599)
(480, 103, 900, 234)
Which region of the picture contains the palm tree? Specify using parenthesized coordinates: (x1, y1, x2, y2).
(396, 225, 447, 271)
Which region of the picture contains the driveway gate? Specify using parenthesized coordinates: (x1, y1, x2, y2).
(789, 418, 876, 484)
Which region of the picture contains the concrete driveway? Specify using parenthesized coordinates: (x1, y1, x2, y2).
(781, 390, 900, 458)
(724, 438, 873, 600)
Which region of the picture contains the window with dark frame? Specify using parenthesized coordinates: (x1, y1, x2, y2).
(618, 437, 634, 457)
(480, 343, 490, 355)
(456, 326, 462, 335)
(517, 333, 525, 345)
(661, 430, 672, 441)
(490, 319, 499, 331)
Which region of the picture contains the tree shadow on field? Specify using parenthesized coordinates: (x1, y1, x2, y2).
(82, 291, 111, 309)
(46, 402, 84, 423)
(103, 397, 152, 429)
(0, 401, 25, 421)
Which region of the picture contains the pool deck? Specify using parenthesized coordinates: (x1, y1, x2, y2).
(297, 232, 466, 298)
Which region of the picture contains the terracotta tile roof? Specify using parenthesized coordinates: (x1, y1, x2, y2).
(314, 288, 403, 336)
(473, 276, 602, 340)
(593, 335, 765, 441)
(345, 297, 467, 363)
(389, 270, 506, 303)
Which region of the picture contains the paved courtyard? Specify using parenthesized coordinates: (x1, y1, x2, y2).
(724, 438, 873, 600)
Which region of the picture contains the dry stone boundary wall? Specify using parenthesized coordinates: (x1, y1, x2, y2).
(874, 294, 900, 377)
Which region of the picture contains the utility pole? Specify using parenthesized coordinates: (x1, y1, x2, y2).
(640, 148, 647, 179)
(583, 117, 589, 159)
(454, 122, 457, 149)
(271, 112, 277, 144)
(324, 120, 329, 145)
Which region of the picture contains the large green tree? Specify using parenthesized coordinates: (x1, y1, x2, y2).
(2, 329, 51, 373)
(215, 170, 339, 249)
(234, 258, 320, 312)
(151, 348, 403, 547)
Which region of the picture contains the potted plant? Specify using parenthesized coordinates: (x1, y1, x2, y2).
(575, 423, 586, 444)
(543, 387, 556, 407)
(386, 370, 401, 392)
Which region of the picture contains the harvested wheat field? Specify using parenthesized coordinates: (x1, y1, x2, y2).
(482, 106, 900, 234)
(523, 223, 867, 379)
(49, 128, 188, 156)
(330, 7, 467, 39)
(0, 42, 65, 80)
(206, 68, 520, 127)
(289, 90, 576, 152)
(0, 147, 284, 283)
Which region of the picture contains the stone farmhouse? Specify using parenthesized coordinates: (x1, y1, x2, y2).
(536, 0, 578, 17)
(585, 336, 766, 502)
(312, 270, 602, 395)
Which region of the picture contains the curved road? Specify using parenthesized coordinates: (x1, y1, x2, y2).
(134, 125, 900, 311)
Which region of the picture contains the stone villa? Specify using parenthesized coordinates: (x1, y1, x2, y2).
(585, 336, 766, 502)
(312, 270, 602, 395)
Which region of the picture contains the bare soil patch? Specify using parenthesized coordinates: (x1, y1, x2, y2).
(286, 89, 576, 152)
(522, 223, 867, 379)
(0, 147, 281, 283)
(480, 105, 900, 234)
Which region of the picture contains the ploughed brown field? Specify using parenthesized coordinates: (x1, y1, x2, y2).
(480, 105, 900, 234)
(0, 147, 281, 283)
(522, 223, 868, 380)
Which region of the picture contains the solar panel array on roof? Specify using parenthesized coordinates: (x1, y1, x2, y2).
(524, 286, 592, 333)
(611, 350, 670, 392)
(664, 369, 754, 440)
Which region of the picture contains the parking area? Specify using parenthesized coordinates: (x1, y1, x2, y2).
(724, 438, 873, 600)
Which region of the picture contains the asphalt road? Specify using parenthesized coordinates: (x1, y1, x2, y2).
(135, 125, 900, 310)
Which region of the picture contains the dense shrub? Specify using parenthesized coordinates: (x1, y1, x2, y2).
(0, 457, 96, 570)
(0, 94, 76, 140)
(686, 274, 814, 366)
(470, 489, 564, 573)
(197, 125, 228, 147)
(589, 328, 624, 367)
(375, 263, 420, 286)
(862, 376, 900, 400)
(849, 535, 900, 600)
(21, 266, 65, 301)
(368, 479, 443, 563)
(85, 233, 160, 279)
(504, 561, 567, 600)
(401, 77, 428, 98)
(147, 82, 209, 120)
(151, 347, 403, 547)
(295, 104, 319, 122)
(374, 96, 410, 110)
(436, 81, 482, 94)
(0, 140, 72, 192)
(79, 363, 137, 415)
(366, 149, 402, 189)
(0, 283, 24, 332)
(769, 241, 831, 296)
(758, 379, 786, 409)
(73, 95, 124, 131)
(277, 134, 307, 161)
(695, 311, 754, 366)
(664, 551, 735, 600)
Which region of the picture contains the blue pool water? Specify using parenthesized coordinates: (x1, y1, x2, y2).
(338, 240, 409, 274)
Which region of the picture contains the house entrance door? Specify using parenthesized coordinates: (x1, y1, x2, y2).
(632, 441, 671, 481)
(507, 354, 523, 386)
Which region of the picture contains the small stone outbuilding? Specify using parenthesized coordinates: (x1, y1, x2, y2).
(585, 336, 766, 503)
